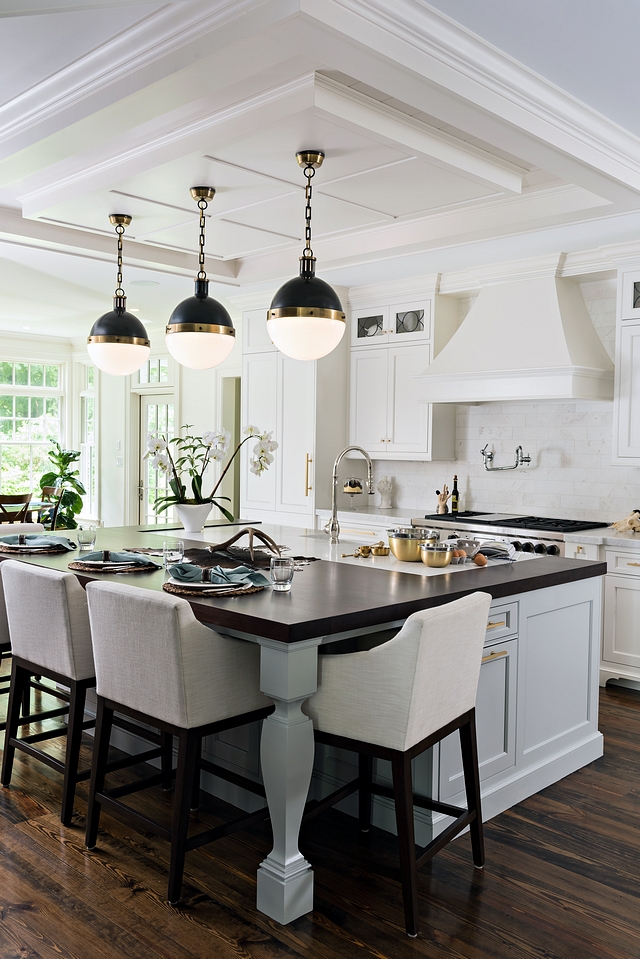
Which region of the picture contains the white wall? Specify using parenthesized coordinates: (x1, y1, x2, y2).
(372, 279, 630, 523)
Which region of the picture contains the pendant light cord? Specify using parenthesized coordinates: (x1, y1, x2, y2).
(114, 223, 126, 297)
(197, 197, 208, 280)
(300, 161, 316, 277)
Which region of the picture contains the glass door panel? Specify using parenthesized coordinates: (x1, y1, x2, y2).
(139, 393, 174, 525)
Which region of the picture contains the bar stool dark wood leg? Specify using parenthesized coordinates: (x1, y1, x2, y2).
(460, 710, 484, 868)
(160, 732, 173, 791)
(1, 663, 29, 786)
(190, 734, 201, 811)
(392, 753, 420, 938)
(61, 681, 89, 826)
(168, 728, 200, 904)
(86, 700, 114, 849)
(359, 753, 373, 832)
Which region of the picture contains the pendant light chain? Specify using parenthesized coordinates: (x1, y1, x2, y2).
(303, 162, 315, 260)
(114, 223, 125, 297)
(197, 197, 208, 280)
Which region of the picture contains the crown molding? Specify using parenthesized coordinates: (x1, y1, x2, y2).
(317, 0, 640, 192)
(347, 273, 441, 305)
(0, 0, 274, 152)
(439, 254, 566, 293)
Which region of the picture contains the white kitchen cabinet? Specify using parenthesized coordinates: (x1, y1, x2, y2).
(351, 299, 431, 348)
(620, 270, 640, 321)
(349, 344, 455, 459)
(242, 308, 277, 353)
(602, 573, 640, 672)
(613, 323, 640, 462)
(565, 541, 601, 561)
(439, 637, 517, 802)
(240, 330, 348, 526)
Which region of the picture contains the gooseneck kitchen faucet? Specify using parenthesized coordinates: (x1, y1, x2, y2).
(325, 446, 375, 544)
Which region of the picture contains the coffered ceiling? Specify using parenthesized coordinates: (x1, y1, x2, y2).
(0, 0, 639, 338)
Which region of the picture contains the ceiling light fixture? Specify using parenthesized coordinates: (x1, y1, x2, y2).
(267, 151, 346, 361)
(165, 187, 235, 369)
(87, 215, 150, 376)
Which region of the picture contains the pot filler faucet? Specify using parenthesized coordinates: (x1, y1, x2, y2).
(325, 446, 375, 544)
(480, 444, 531, 471)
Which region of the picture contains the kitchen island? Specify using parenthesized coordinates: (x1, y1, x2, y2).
(1, 524, 606, 925)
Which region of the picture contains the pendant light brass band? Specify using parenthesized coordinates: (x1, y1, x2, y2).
(165, 323, 236, 336)
(296, 151, 324, 169)
(268, 306, 345, 322)
(108, 214, 132, 226)
(190, 186, 216, 201)
(87, 334, 150, 346)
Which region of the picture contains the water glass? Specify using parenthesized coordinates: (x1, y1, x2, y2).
(77, 527, 97, 551)
(163, 540, 185, 569)
(270, 556, 295, 592)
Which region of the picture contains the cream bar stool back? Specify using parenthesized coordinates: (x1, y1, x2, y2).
(85, 581, 274, 904)
(0, 560, 96, 825)
(304, 590, 492, 937)
(0, 523, 45, 535)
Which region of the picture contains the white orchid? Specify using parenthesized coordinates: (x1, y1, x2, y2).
(244, 425, 260, 437)
(151, 451, 170, 471)
(145, 432, 167, 455)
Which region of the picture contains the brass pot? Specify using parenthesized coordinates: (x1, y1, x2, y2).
(387, 529, 429, 562)
(420, 544, 455, 568)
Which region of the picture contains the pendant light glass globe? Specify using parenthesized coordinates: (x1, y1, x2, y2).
(267, 152, 345, 361)
(165, 187, 235, 369)
(87, 215, 150, 376)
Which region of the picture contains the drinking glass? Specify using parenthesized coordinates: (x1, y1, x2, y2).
(77, 527, 97, 551)
(163, 540, 185, 569)
(270, 556, 295, 592)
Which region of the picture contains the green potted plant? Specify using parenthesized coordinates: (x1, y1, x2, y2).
(147, 424, 277, 532)
(39, 441, 86, 529)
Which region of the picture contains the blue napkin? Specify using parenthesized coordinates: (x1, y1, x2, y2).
(81, 550, 161, 567)
(0, 533, 76, 550)
(169, 563, 270, 587)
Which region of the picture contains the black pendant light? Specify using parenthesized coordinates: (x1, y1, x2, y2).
(165, 187, 235, 369)
(87, 215, 150, 376)
(267, 151, 346, 360)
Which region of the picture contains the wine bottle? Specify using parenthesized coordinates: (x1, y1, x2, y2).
(451, 474, 459, 515)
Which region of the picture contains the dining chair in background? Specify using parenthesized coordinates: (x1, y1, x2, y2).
(37, 487, 64, 531)
(0, 494, 32, 524)
(84, 580, 274, 904)
(303, 590, 492, 937)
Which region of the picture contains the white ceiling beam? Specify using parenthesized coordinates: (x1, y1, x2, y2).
(314, 75, 524, 195)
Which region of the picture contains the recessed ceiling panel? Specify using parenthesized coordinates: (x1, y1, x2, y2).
(39, 190, 196, 240)
(321, 158, 497, 218)
(145, 218, 294, 260)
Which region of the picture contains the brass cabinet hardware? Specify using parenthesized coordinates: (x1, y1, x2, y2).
(482, 650, 508, 664)
(304, 453, 312, 496)
(576, 545, 585, 554)
(342, 528, 376, 536)
(628, 562, 640, 567)
(486, 620, 506, 630)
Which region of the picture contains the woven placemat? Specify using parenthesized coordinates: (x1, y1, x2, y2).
(0, 544, 71, 555)
(162, 581, 264, 598)
(68, 561, 157, 573)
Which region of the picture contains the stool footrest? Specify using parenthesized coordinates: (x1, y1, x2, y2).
(17, 705, 69, 726)
(303, 777, 360, 823)
(415, 810, 475, 867)
(104, 761, 167, 799)
(198, 758, 266, 799)
(186, 805, 269, 852)
(96, 792, 171, 842)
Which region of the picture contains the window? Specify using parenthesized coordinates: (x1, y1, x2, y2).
(80, 365, 96, 517)
(138, 358, 169, 384)
(0, 362, 62, 493)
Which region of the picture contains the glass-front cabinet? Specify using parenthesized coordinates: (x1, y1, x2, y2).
(351, 300, 431, 347)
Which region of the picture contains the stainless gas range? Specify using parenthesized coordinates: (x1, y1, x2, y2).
(410, 512, 610, 557)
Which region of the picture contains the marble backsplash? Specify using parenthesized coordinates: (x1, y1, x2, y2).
(372, 279, 636, 523)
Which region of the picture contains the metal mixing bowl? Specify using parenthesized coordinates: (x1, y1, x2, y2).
(420, 543, 455, 568)
(387, 529, 429, 562)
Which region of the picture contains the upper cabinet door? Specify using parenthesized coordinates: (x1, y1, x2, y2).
(386, 344, 432, 454)
(351, 306, 390, 348)
(243, 308, 276, 353)
(240, 352, 278, 510)
(349, 348, 389, 452)
(620, 272, 640, 321)
(388, 299, 432, 345)
(614, 323, 640, 461)
(277, 356, 316, 514)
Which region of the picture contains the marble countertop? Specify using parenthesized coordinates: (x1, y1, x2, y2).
(564, 527, 640, 547)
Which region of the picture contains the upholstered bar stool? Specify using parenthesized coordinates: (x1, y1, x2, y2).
(84, 581, 274, 904)
(304, 590, 492, 937)
(0, 560, 97, 824)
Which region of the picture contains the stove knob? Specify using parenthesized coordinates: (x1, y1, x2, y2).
(522, 541, 535, 552)
(511, 541, 523, 551)
(534, 543, 547, 554)
(546, 544, 560, 556)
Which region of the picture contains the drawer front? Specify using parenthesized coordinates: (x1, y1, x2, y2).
(485, 602, 518, 645)
(566, 542, 601, 561)
(606, 549, 640, 576)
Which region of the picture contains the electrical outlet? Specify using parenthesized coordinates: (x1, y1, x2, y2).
(115, 457, 124, 468)
(115, 440, 121, 451)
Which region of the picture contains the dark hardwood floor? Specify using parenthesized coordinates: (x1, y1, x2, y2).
(0, 677, 639, 959)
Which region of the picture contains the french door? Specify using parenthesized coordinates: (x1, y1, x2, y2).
(139, 393, 174, 525)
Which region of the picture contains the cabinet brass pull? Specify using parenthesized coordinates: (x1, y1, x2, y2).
(342, 528, 376, 536)
(304, 453, 312, 496)
(576, 546, 585, 554)
(482, 650, 508, 664)
(627, 562, 640, 567)
(486, 620, 506, 630)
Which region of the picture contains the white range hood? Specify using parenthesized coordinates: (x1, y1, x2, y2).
(415, 275, 614, 403)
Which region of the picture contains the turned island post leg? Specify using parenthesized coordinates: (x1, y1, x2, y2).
(256, 636, 322, 924)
